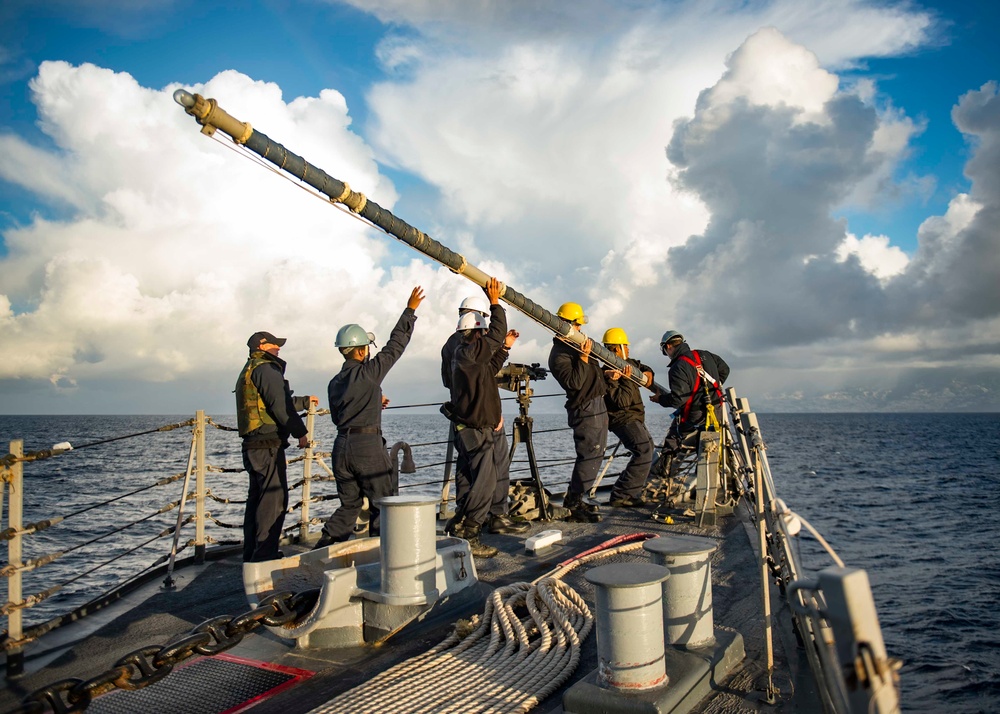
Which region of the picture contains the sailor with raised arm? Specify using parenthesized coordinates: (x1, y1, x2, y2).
(445, 278, 522, 557)
(649, 330, 730, 458)
(236, 331, 318, 562)
(547, 302, 606, 523)
(601, 328, 655, 507)
(442, 294, 528, 538)
(315, 287, 425, 549)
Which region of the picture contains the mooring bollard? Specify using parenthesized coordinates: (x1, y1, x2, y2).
(644, 534, 718, 647)
(378, 495, 439, 604)
(584, 562, 671, 691)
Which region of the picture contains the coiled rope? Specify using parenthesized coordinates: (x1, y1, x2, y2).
(311, 535, 652, 714)
(310, 579, 590, 714)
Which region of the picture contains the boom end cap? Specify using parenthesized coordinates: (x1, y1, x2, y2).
(173, 89, 196, 108)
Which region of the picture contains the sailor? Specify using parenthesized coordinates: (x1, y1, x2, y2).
(315, 286, 425, 548)
(649, 330, 730, 457)
(547, 302, 606, 523)
(236, 331, 318, 562)
(441, 295, 491, 387)
(442, 295, 528, 537)
(601, 328, 655, 507)
(445, 278, 522, 558)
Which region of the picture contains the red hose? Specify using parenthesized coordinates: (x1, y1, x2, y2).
(552, 532, 658, 570)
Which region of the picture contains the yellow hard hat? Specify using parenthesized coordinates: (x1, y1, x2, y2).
(556, 302, 588, 325)
(602, 327, 629, 346)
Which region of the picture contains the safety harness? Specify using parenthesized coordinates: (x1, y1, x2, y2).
(678, 351, 724, 431)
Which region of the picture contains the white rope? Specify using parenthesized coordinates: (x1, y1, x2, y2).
(308, 578, 593, 714)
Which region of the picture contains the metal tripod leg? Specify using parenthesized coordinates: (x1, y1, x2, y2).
(510, 414, 553, 521)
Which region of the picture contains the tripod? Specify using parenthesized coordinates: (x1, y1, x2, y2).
(501, 365, 555, 521)
(438, 363, 555, 522)
(507, 375, 554, 521)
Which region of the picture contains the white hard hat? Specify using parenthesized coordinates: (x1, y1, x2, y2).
(459, 295, 490, 316)
(457, 312, 488, 331)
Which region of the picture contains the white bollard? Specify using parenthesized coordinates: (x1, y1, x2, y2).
(585, 563, 671, 691)
(644, 535, 718, 647)
(378, 495, 439, 605)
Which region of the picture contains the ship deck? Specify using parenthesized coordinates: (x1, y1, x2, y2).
(0, 498, 819, 713)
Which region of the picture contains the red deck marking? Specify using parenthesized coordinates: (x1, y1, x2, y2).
(212, 653, 313, 714)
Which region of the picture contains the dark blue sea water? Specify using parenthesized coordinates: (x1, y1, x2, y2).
(1, 410, 998, 712)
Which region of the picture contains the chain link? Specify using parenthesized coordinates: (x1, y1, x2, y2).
(17, 589, 320, 712)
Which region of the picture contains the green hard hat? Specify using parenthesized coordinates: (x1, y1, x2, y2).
(336, 324, 376, 348)
(659, 330, 683, 345)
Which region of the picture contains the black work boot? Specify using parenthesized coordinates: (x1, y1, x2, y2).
(609, 493, 647, 508)
(564, 493, 602, 512)
(487, 514, 530, 534)
(563, 494, 603, 523)
(312, 534, 335, 550)
(463, 524, 499, 558)
(444, 515, 465, 538)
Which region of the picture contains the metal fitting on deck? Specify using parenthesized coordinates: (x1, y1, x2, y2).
(377, 496, 439, 605)
(643, 534, 718, 648)
(584, 562, 671, 691)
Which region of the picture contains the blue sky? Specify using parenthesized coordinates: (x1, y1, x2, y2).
(1, 0, 999, 414)
(1, 0, 994, 248)
(835, 1, 999, 244)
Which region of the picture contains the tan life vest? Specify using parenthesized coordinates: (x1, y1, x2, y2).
(236, 353, 278, 436)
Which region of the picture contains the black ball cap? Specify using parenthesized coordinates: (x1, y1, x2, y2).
(248, 331, 287, 349)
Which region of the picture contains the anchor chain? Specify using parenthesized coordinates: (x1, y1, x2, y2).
(13, 589, 320, 714)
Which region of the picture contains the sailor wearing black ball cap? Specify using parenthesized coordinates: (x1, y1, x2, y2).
(236, 331, 317, 562)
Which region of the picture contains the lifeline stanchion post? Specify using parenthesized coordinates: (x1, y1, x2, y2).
(300, 403, 315, 540)
(748, 412, 777, 704)
(194, 410, 207, 564)
(6, 440, 24, 679)
(164, 432, 198, 590)
(589, 441, 620, 498)
(439, 428, 456, 520)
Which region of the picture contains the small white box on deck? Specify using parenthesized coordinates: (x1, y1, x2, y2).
(525, 529, 563, 555)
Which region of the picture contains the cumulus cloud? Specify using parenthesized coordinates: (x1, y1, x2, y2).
(6, 1, 1000, 413)
(665, 30, 1000, 359)
(885, 82, 1000, 325)
(666, 28, 900, 347)
(0, 61, 483, 410)
(835, 233, 909, 281)
(349, 0, 934, 346)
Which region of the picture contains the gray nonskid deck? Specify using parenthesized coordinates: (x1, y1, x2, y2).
(1, 501, 815, 713)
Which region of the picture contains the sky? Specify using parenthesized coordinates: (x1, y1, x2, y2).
(0, 0, 998, 416)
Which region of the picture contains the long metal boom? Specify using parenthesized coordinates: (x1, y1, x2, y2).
(173, 89, 664, 391)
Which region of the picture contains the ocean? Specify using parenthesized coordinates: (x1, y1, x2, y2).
(1, 409, 998, 712)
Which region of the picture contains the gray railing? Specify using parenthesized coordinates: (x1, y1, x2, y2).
(0, 398, 590, 680)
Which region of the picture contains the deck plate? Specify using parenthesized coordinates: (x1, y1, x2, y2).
(89, 653, 312, 714)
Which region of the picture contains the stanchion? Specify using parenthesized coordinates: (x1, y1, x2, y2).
(194, 410, 207, 564)
(5, 440, 24, 679)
